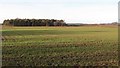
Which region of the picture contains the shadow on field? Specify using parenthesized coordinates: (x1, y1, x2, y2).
(2, 30, 108, 36)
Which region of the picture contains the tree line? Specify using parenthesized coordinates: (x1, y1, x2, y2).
(3, 18, 67, 26)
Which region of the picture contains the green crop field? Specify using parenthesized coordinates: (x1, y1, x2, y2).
(2, 26, 118, 66)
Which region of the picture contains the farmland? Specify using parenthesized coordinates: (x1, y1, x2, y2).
(2, 25, 118, 66)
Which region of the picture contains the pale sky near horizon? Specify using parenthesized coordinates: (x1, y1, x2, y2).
(0, 0, 119, 24)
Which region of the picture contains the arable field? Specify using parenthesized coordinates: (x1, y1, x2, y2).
(2, 26, 118, 66)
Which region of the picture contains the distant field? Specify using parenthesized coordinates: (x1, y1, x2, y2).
(2, 26, 118, 66)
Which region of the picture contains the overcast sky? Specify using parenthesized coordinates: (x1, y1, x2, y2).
(0, 0, 119, 24)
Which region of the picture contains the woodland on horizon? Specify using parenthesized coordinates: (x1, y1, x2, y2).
(3, 18, 67, 26)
